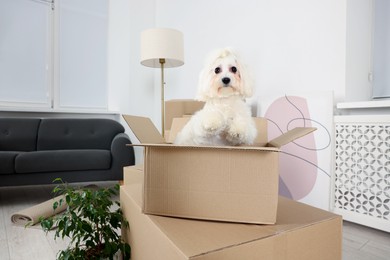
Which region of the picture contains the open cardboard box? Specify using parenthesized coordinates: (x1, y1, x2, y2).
(121, 167, 342, 260)
(123, 100, 315, 224)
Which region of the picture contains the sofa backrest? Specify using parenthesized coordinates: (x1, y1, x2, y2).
(0, 118, 41, 151)
(37, 118, 125, 150)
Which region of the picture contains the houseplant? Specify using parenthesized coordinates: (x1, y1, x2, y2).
(40, 178, 131, 260)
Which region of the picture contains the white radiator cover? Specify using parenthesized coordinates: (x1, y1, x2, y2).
(333, 115, 390, 232)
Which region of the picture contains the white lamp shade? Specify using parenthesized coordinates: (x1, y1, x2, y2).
(140, 28, 184, 68)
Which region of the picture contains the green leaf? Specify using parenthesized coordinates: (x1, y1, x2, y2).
(123, 243, 131, 260)
(40, 180, 131, 260)
(82, 222, 92, 233)
(65, 194, 71, 204)
(53, 177, 63, 183)
(53, 201, 59, 210)
(40, 218, 53, 232)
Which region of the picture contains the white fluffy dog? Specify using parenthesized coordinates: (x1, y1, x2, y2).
(174, 48, 257, 146)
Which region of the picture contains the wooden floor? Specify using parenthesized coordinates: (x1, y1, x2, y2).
(1, 183, 389, 260)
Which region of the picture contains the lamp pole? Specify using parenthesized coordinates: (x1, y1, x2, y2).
(159, 58, 166, 138)
(140, 28, 184, 139)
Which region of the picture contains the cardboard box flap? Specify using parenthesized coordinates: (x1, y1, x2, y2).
(167, 117, 191, 143)
(165, 100, 205, 131)
(122, 115, 165, 144)
(267, 127, 317, 148)
(252, 117, 268, 146)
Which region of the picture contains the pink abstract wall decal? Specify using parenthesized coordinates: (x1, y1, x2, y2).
(264, 95, 331, 200)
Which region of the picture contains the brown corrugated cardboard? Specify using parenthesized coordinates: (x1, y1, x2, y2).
(165, 99, 205, 134)
(144, 146, 278, 224)
(123, 165, 143, 185)
(122, 100, 316, 224)
(120, 169, 342, 260)
(123, 115, 165, 144)
(266, 127, 317, 148)
(166, 117, 190, 143)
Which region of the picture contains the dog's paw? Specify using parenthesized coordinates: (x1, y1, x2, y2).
(201, 113, 225, 134)
(226, 124, 246, 145)
(226, 120, 257, 145)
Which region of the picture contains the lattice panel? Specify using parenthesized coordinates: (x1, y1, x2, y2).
(334, 123, 390, 221)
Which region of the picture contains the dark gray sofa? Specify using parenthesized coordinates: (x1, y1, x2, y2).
(0, 118, 135, 187)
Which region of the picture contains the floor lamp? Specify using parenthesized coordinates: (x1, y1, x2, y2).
(140, 28, 184, 137)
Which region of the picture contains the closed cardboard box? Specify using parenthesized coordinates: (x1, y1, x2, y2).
(120, 168, 342, 260)
(123, 100, 315, 224)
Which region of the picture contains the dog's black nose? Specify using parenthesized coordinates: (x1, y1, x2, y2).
(222, 77, 231, 85)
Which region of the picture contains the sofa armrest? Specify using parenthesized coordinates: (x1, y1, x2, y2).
(110, 133, 135, 179)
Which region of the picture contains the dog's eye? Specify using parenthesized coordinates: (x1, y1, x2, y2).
(214, 67, 221, 74)
(231, 66, 237, 73)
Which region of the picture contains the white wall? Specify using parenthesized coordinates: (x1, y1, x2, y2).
(155, 0, 346, 111)
(108, 0, 347, 162)
(108, 0, 156, 117)
(108, 0, 157, 163)
(109, 0, 347, 119)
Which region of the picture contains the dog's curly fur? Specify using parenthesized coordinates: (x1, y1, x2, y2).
(174, 48, 257, 146)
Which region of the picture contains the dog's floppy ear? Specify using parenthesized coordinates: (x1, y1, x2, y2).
(236, 59, 254, 98)
(196, 65, 212, 101)
(196, 48, 223, 101)
(225, 48, 254, 98)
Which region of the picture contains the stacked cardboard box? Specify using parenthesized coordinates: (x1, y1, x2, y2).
(120, 100, 342, 259)
(123, 101, 316, 224)
(121, 166, 342, 260)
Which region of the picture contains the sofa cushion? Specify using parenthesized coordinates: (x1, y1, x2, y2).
(0, 151, 19, 174)
(15, 150, 111, 173)
(37, 118, 125, 150)
(0, 118, 41, 151)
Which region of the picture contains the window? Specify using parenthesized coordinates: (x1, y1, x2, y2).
(0, 0, 52, 107)
(372, 0, 390, 99)
(0, 0, 108, 110)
